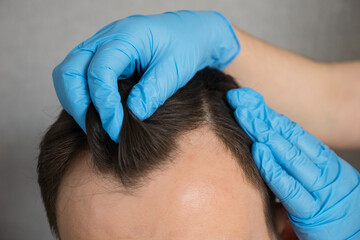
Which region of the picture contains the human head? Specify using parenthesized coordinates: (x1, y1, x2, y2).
(38, 68, 294, 239)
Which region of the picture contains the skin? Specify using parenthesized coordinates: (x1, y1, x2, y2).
(56, 126, 278, 240)
(225, 27, 360, 149)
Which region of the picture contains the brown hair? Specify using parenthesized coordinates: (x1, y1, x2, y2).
(38, 68, 275, 238)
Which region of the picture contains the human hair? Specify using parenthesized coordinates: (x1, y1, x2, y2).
(37, 68, 276, 239)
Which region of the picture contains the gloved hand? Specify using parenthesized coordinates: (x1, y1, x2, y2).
(227, 88, 360, 240)
(53, 10, 240, 142)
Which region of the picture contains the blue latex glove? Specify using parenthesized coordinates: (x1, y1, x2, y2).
(227, 88, 360, 240)
(53, 10, 240, 142)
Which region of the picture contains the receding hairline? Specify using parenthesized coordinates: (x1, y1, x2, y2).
(38, 68, 276, 238)
(57, 124, 260, 196)
(56, 125, 270, 235)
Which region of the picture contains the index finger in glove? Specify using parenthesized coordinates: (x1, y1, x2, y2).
(227, 88, 329, 165)
(252, 142, 318, 218)
(53, 49, 94, 133)
(233, 107, 326, 192)
(87, 40, 139, 142)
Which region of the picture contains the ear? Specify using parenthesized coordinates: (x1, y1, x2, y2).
(274, 202, 298, 240)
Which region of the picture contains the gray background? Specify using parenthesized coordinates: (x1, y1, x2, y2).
(1, 0, 359, 239)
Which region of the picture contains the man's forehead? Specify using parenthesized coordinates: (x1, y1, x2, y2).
(56, 127, 269, 239)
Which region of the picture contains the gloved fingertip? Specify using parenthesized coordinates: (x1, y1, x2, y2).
(99, 106, 124, 143)
(109, 128, 121, 143)
(234, 107, 251, 125)
(226, 89, 244, 109)
(252, 142, 272, 166)
(232, 107, 256, 142)
(227, 87, 265, 109)
(127, 87, 148, 121)
(252, 143, 283, 189)
(78, 118, 87, 135)
(240, 88, 264, 106)
(104, 120, 121, 143)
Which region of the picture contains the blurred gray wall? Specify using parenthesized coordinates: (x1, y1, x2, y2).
(0, 0, 359, 239)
